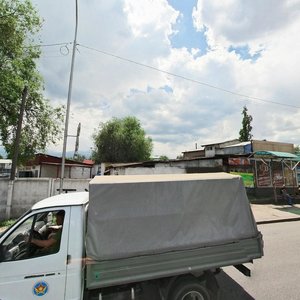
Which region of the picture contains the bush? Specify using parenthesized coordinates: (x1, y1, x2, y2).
(0, 219, 15, 227)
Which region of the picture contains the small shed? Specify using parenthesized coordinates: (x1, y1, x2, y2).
(19, 154, 93, 179)
(251, 150, 300, 189)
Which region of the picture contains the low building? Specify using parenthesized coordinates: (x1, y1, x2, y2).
(107, 139, 300, 199)
(0, 159, 12, 178)
(18, 154, 93, 179)
(198, 139, 299, 189)
(182, 139, 251, 159)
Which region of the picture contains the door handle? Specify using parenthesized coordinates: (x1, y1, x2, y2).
(24, 273, 56, 279)
(24, 274, 44, 279)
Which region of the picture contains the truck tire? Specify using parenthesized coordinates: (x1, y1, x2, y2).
(168, 277, 211, 300)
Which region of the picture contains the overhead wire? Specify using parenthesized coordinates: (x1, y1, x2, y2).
(22, 42, 72, 58)
(77, 43, 300, 110)
(24, 42, 72, 48)
(23, 41, 299, 110)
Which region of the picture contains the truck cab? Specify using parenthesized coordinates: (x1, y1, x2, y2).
(0, 192, 88, 299)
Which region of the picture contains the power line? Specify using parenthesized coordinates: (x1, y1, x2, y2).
(40, 55, 69, 59)
(23, 42, 72, 57)
(78, 43, 300, 110)
(23, 42, 72, 48)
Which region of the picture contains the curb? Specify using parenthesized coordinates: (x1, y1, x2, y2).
(257, 217, 300, 225)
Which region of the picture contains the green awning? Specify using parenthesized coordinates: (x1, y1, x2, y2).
(254, 151, 299, 159)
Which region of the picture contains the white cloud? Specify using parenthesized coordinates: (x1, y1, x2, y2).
(124, 0, 178, 38)
(31, 0, 300, 159)
(193, 0, 300, 46)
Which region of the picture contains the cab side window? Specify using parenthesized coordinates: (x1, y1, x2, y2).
(0, 210, 65, 262)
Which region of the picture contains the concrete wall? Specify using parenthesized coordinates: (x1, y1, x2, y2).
(182, 150, 205, 159)
(219, 146, 246, 155)
(252, 140, 294, 153)
(11, 178, 52, 218)
(0, 178, 91, 221)
(117, 166, 186, 175)
(205, 146, 216, 158)
(0, 179, 9, 221)
(51, 178, 90, 195)
(40, 165, 58, 178)
(69, 166, 91, 179)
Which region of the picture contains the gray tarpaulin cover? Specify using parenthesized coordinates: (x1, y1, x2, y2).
(86, 173, 258, 261)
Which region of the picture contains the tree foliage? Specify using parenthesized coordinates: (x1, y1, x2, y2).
(239, 106, 253, 142)
(0, 0, 64, 164)
(92, 116, 153, 163)
(158, 155, 169, 161)
(68, 153, 87, 162)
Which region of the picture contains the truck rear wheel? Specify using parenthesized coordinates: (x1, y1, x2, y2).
(168, 277, 211, 300)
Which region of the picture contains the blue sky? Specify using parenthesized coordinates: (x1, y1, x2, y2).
(228, 45, 262, 62)
(10, 0, 299, 159)
(168, 0, 209, 54)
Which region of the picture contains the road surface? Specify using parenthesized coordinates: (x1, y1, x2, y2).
(220, 220, 300, 299)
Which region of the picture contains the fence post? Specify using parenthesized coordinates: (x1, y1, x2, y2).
(273, 181, 277, 204)
(47, 178, 51, 197)
(6, 180, 14, 220)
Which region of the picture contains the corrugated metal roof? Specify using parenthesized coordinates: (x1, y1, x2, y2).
(223, 141, 251, 148)
(201, 139, 239, 147)
(0, 159, 12, 164)
(254, 151, 298, 158)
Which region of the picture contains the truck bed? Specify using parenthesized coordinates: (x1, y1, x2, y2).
(87, 173, 260, 261)
(86, 173, 263, 290)
(86, 233, 263, 290)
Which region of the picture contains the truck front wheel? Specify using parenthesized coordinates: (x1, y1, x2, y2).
(168, 277, 211, 300)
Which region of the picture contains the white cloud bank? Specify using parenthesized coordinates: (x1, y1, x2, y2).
(32, 0, 300, 158)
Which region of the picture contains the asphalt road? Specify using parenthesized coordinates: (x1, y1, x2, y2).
(220, 220, 300, 300)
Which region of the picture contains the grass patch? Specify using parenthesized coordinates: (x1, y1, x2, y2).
(276, 207, 300, 216)
(0, 219, 15, 227)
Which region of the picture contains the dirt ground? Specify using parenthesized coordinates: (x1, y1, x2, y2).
(0, 226, 7, 233)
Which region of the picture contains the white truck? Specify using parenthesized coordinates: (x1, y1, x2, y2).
(0, 173, 263, 300)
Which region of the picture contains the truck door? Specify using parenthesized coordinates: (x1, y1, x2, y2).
(0, 207, 70, 300)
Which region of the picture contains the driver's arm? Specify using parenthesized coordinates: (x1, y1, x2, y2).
(31, 237, 56, 248)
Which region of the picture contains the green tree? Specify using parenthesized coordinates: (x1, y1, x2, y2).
(0, 0, 64, 164)
(68, 153, 87, 162)
(158, 155, 169, 161)
(92, 116, 153, 163)
(295, 145, 300, 155)
(239, 106, 253, 142)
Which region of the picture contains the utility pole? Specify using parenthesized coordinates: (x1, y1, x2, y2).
(73, 122, 81, 159)
(59, 0, 78, 193)
(10, 86, 28, 181)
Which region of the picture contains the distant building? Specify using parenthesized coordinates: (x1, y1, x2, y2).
(182, 139, 252, 159)
(0, 159, 12, 178)
(183, 139, 295, 159)
(18, 153, 93, 179)
(198, 139, 298, 190)
(107, 139, 300, 197)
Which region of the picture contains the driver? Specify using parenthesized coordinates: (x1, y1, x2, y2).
(30, 210, 65, 254)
